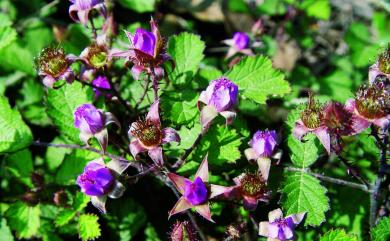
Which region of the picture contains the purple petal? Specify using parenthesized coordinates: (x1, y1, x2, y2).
(232, 32, 250, 50)
(285, 212, 306, 225)
(209, 184, 232, 199)
(42, 75, 56, 88)
(184, 177, 208, 205)
(258, 221, 270, 237)
(162, 127, 181, 144)
(133, 28, 156, 56)
(267, 222, 280, 238)
(92, 76, 111, 98)
(314, 127, 331, 154)
(131, 65, 144, 80)
(243, 196, 258, 210)
(292, 120, 310, 140)
(373, 116, 390, 129)
(148, 147, 164, 166)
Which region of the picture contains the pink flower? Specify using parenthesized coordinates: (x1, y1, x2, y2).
(167, 155, 232, 222)
(36, 47, 75, 88)
(198, 77, 238, 131)
(369, 46, 390, 84)
(111, 19, 170, 81)
(259, 209, 306, 241)
(129, 100, 180, 166)
(69, 0, 107, 26)
(77, 157, 130, 213)
(345, 83, 389, 131)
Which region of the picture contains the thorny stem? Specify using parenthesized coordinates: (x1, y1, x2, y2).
(149, 68, 159, 101)
(338, 155, 370, 188)
(369, 128, 389, 228)
(89, 18, 97, 39)
(31, 141, 142, 171)
(135, 76, 150, 110)
(172, 132, 204, 170)
(285, 167, 372, 193)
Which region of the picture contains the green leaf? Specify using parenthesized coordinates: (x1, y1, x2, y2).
(225, 55, 290, 104)
(118, 0, 156, 13)
(193, 124, 242, 167)
(78, 214, 101, 241)
(62, 24, 91, 54)
(371, 217, 390, 241)
(5, 149, 33, 186)
(167, 32, 205, 86)
(55, 209, 77, 227)
(144, 223, 161, 241)
(0, 95, 33, 153)
(301, 0, 330, 20)
(320, 229, 358, 241)
(0, 218, 14, 241)
(45, 136, 72, 171)
(161, 90, 199, 125)
(0, 14, 16, 50)
(56, 149, 99, 185)
(5, 202, 40, 239)
(0, 41, 35, 75)
(287, 134, 320, 167)
(46, 81, 93, 143)
(282, 172, 329, 226)
(55, 192, 89, 227)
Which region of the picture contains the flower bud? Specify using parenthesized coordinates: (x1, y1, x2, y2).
(249, 130, 278, 158)
(74, 104, 105, 135)
(21, 191, 39, 207)
(200, 77, 238, 112)
(53, 190, 69, 207)
(184, 177, 208, 205)
(76, 161, 115, 196)
(92, 76, 111, 98)
(170, 221, 198, 241)
(233, 32, 250, 50)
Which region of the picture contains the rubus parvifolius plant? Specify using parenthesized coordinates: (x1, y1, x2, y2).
(0, 1, 389, 241)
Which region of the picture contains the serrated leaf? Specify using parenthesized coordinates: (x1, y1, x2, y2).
(73, 192, 90, 211)
(225, 55, 290, 104)
(282, 172, 329, 226)
(287, 134, 320, 167)
(55, 209, 77, 227)
(320, 229, 358, 241)
(0, 41, 35, 75)
(371, 217, 390, 241)
(0, 218, 14, 241)
(301, 0, 330, 20)
(161, 90, 199, 125)
(56, 149, 99, 185)
(0, 95, 33, 153)
(5, 149, 33, 186)
(118, 0, 156, 13)
(55, 192, 89, 227)
(193, 124, 241, 167)
(0, 24, 16, 50)
(5, 202, 40, 239)
(45, 136, 72, 171)
(78, 214, 101, 241)
(167, 32, 205, 86)
(46, 81, 93, 143)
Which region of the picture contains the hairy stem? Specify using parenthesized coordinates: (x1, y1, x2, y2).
(369, 128, 389, 228)
(31, 141, 142, 170)
(172, 132, 204, 170)
(285, 166, 372, 193)
(134, 77, 150, 110)
(149, 68, 159, 101)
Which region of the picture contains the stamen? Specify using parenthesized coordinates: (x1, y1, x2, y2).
(131, 118, 162, 147)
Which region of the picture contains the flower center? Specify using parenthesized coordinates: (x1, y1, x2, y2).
(87, 44, 108, 68)
(378, 48, 390, 74)
(300, 93, 324, 129)
(240, 173, 266, 197)
(79, 170, 96, 184)
(355, 84, 388, 119)
(37, 47, 69, 77)
(131, 119, 162, 147)
(323, 102, 353, 135)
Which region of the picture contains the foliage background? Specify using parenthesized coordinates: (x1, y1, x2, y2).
(0, 0, 389, 240)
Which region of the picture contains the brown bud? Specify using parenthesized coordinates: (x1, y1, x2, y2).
(53, 190, 69, 207)
(21, 191, 39, 206)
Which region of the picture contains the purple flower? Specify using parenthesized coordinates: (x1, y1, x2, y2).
(259, 209, 306, 241)
(76, 158, 130, 213)
(111, 19, 169, 81)
(129, 100, 180, 166)
(223, 32, 254, 58)
(233, 32, 250, 50)
(36, 47, 75, 88)
(246, 130, 278, 159)
(69, 0, 107, 26)
(92, 76, 112, 98)
(74, 104, 120, 153)
(168, 155, 232, 222)
(77, 161, 114, 196)
(184, 177, 208, 205)
(198, 77, 238, 131)
(74, 104, 105, 135)
(369, 47, 390, 84)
